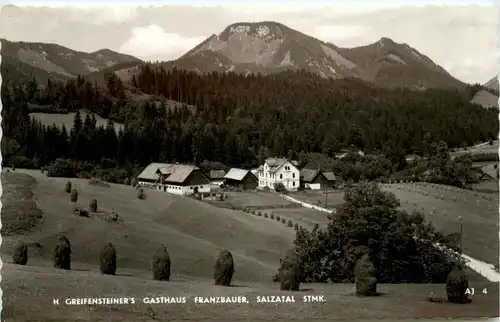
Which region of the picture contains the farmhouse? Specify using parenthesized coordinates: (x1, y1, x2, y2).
(224, 168, 258, 190)
(300, 169, 336, 190)
(209, 169, 227, 186)
(137, 163, 211, 195)
(258, 158, 300, 191)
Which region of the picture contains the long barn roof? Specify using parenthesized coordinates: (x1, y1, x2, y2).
(137, 163, 199, 183)
(224, 168, 253, 181)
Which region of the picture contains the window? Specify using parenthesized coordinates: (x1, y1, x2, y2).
(292, 173, 295, 178)
(280, 174, 283, 179)
(293, 181, 295, 186)
(285, 166, 290, 170)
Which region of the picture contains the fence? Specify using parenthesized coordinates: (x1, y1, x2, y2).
(280, 194, 335, 214)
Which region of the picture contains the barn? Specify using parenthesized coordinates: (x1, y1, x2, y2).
(323, 171, 337, 188)
(224, 168, 258, 190)
(137, 163, 211, 195)
(300, 169, 333, 190)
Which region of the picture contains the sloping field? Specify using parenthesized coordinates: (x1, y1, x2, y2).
(289, 190, 344, 210)
(1, 172, 44, 236)
(380, 182, 499, 266)
(29, 110, 124, 132)
(450, 141, 499, 159)
(2, 264, 498, 321)
(259, 207, 329, 229)
(223, 191, 295, 209)
(223, 191, 331, 229)
(1, 169, 295, 283)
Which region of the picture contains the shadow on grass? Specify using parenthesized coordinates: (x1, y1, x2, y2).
(346, 292, 387, 297)
(116, 273, 134, 277)
(72, 268, 89, 272)
(428, 297, 472, 304)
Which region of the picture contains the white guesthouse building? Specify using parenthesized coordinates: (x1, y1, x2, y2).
(136, 163, 211, 195)
(257, 158, 300, 191)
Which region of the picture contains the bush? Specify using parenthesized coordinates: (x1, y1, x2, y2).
(137, 188, 145, 200)
(288, 220, 293, 227)
(99, 243, 117, 275)
(213, 249, 234, 286)
(271, 214, 275, 219)
(64, 181, 72, 193)
(276, 215, 281, 221)
(124, 177, 130, 185)
(282, 218, 286, 224)
(47, 158, 76, 178)
(264, 213, 268, 218)
(279, 249, 301, 291)
(70, 189, 78, 203)
(8, 155, 39, 169)
(53, 235, 71, 270)
(131, 178, 138, 187)
(152, 245, 171, 281)
(446, 264, 470, 304)
(12, 241, 28, 265)
(257, 212, 261, 216)
(354, 253, 377, 296)
(274, 182, 287, 193)
(89, 199, 98, 212)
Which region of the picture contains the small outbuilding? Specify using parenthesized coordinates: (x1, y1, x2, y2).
(300, 169, 336, 190)
(224, 168, 258, 190)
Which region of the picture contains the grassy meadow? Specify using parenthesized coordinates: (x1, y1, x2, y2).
(29, 110, 124, 132)
(450, 141, 499, 159)
(1, 169, 499, 320)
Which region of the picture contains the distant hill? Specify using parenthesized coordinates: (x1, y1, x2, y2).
(484, 76, 499, 91)
(0, 38, 142, 84)
(172, 21, 466, 90)
(470, 76, 499, 109)
(336, 37, 466, 89)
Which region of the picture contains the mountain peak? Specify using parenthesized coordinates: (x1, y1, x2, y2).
(218, 21, 287, 42)
(177, 21, 360, 79)
(484, 76, 499, 91)
(378, 37, 396, 45)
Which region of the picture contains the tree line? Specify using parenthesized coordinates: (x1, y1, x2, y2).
(1, 65, 497, 177)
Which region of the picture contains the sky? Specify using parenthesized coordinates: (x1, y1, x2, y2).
(0, 1, 497, 84)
